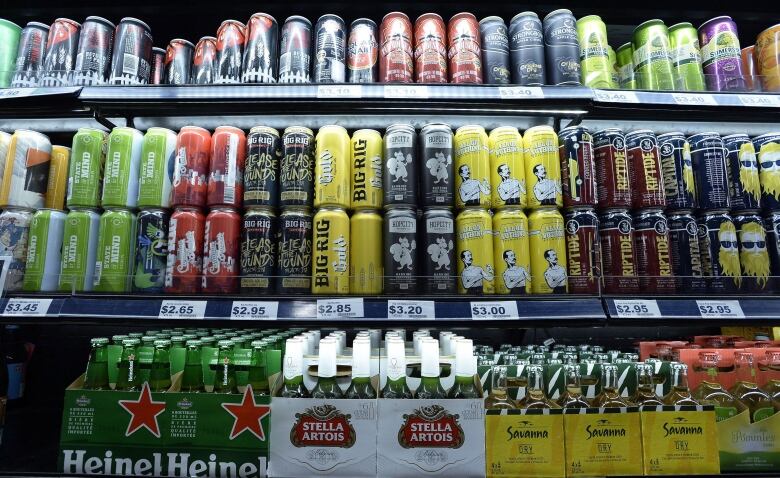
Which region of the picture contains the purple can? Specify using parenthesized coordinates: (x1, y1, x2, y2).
(72, 16, 114, 86)
(149, 47, 166, 85)
(698, 16, 747, 92)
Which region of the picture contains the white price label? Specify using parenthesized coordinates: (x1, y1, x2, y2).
(3, 298, 53, 316)
(696, 300, 744, 319)
(738, 94, 780, 107)
(387, 300, 435, 319)
(498, 86, 545, 99)
(0, 88, 34, 99)
(594, 89, 640, 103)
(316, 298, 364, 319)
(316, 84, 362, 98)
(230, 301, 278, 320)
(158, 300, 207, 319)
(613, 299, 662, 318)
(470, 301, 519, 320)
(671, 92, 718, 106)
(384, 85, 429, 99)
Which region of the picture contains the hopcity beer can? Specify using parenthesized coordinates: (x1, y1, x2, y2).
(384, 206, 418, 293)
(215, 20, 245, 84)
(593, 129, 631, 209)
(414, 14, 447, 83)
(72, 16, 114, 86)
(524, 125, 562, 209)
(164, 207, 205, 294)
(192, 36, 217, 84)
(109, 18, 153, 85)
(208, 126, 246, 208)
(479, 16, 510, 84)
(493, 208, 530, 294)
(148, 47, 165, 85)
(543, 9, 581, 86)
(422, 208, 456, 294)
(11, 22, 49, 87)
(313, 14, 346, 83)
(448, 13, 482, 84)
(0, 208, 32, 292)
(312, 206, 350, 294)
(41, 18, 80, 87)
(347, 18, 378, 83)
(138, 127, 176, 208)
(279, 207, 313, 293)
(723, 134, 761, 211)
(59, 207, 100, 292)
(94, 208, 137, 293)
(202, 207, 240, 293)
(0, 129, 51, 209)
(734, 211, 771, 293)
(45, 145, 69, 210)
(278, 16, 312, 83)
(380, 12, 414, 83)
(164, 38, 194, 85)
(315, 125, 350, 208)
(488, 126, 525, 209)
(564, 208, 600, 294)
(753, 133, 780, 211)
(245, 126, 281, 208)
(509, 12, 545, 86)
(281, 126, 315, 207)
(454, 125, 490, 209)
(172, 126, 211, 208)
(688, 132, 730, 210)
(420, 123, 454, 207)
(23, 208, 66, 292)
(133, 208, 169, 293)
(559, 126, 597, 208)
(101, 127, 143, 208)
(626, 130, 665, 209)
(351, 129, 383, 210)
(657, 132, 696, 210)
(529, 207, 567, 294)
(697, 209, 741, 293)
(349, 210, 382, 294)
(240, 207, 278, 294)
(456, 207, 494, 294)
(598, 209, 640, 294)
(242, 13, 278, 84)
(633, 209, 675, 293)
(668, 210, 705, 292)
(383, 124, 417, 207)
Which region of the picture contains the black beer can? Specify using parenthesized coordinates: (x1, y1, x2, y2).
(278, 207, 313, 293)
(11, 22, 50, 87)
(667, 210, 705, 292)
(240, 207, 278, 294)
(657, 132, 697, 210)
(242, 13, 279, 84)
(697, 209, 741, 293)
(133, 208, 170, 293)
(41, 18, 81, 86)
(422, 207, 456, 294)
(479, 16, 510, 84)
(280, 126, 315, 207)
(165, 39, 194, 85)
(419, 123, 454, 207)
(542, 9, 581, 86)
(72, 16, 114, 86)
(508, 11, 546, 86)
(734, 211, 771, 293)
(688, 132, 730, 210)
(245, 126, 282, 208)
(109, 17, 153, 85)
(215, 20, 245, 84)
(192, 37, 217, 85)
(347, 18, 379, 83)
(384, 206, 418, 293)
(279, 16, 312, 83)
(723, 134, 761, 211)
(148, 47, 166, 85)
(384, 124, 418, 207)
(763, 212, 780, 292)
(313, 14, 346, 83)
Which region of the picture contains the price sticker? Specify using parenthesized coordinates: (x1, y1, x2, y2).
(387, 300, 435, 319)
(594, 89, 640, 103)
(230, 301, 278, 320)
(696, 300, 744, 319)
(470, 301, 519, 320)
(316, 298, 364, 319)
(671, 92, 718, 106)
(316, 84, 362, 98)
(737, 94, 780, 107)
(384, 85, 429, 99)
(158, 300, 207, 319)
(613, 299, 662, 318)
(498, 86, 544, 99)
(0, 88, 33, 99)
(3, 298, 53, 316)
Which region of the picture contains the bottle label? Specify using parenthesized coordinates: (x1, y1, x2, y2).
(753, 407, 775, 422)
(284, 355, 302, 381)
(714, 406, 739, 422)
(387, 356, 406, 381)
(7, 363, 24, 400)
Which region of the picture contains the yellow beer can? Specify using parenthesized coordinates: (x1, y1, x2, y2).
(493, 208, 531, 294)
(350, 129, 383, 210)
(0, 129, 52, 209)
(45, 145, 71, 210)
(456, 206, 495, 294)
(350, 209, 383, 294)
(454, 125, 491, 209)
(529, 206, 568, 294)
(312, 206, 350, 294)
(489, 126, 526, 209)
(314, 125, 350, 208)
(524, 125, 562, 209)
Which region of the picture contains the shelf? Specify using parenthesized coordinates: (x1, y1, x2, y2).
(605, 297, 780, 323)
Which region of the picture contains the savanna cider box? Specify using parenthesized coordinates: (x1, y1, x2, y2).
(485, 408, 565, 478)
(563, 407, 643, 477)
(640, 405, 720, 475)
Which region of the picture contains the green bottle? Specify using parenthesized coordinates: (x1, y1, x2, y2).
(346, 338, 376, 399)
(381, 337, 412, 398)
(84, 337, 110, 390)
(180, 340, 205, 393)
(311, 338, 343, 399)
(415, 339, 447, 399)
(213, 340, 238, 394)
(150, 339, 172, 392)
(448, 338, 479, 399)
(281, 338, 310, 398)
(248, 340, 270, 396)
(116, 338, 141, 392)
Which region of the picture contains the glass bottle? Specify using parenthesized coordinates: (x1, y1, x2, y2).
(517, 365, 560, 409)
(449, 338, 479, 399)
(213, 339, 238, 393)
(381, 337, 412, 398)
(557, 364, 590, 408)
(116, 338, 141, 392)
(346, 338, 376, 399)
(415, 339, 447, 399)
(84, 337, 110, 390)
(762, 351, 780, 400)
(592, 364, 633, 407)
(149, 339, 172, 392)
(663, 363, 699, 405)
(692, 352, 744, 420)
(247, 340, 270, 396)
(730, 352, 776, 422)
(311, 338, 343, 399)
(633, 363, 663, 408)
(281, 338, 309, 398)
(180, 339, 205, 393)
(485, 365, 517, 409)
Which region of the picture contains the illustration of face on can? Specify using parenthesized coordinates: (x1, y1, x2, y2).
(718, 221, 741, 283)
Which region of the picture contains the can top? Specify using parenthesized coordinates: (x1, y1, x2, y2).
(741, 45, 754, 53)
(14, 129, 50, 141)
(316, 205, 349, 213)
(385, 123, 415, 134)
(219, 19, 246, 29)
(0, 19, 22, 32)
(209, 206, 240, 214)
(170, 38, 195, 48)
(510, 11, 539, 23)
(249, 125, 280, 136)
(316, 14, 345, 24)
(352, 208, 382, 216)
(52, 145, 72, 151)
(543, 9, 573, 22)
(559, 124, 588, 134)
(181, 125, 211, 135)
(576, 15, 603, 25)
(524, 125, 555, 135)
(283, 125, 314, 136)
(351, 18, 377, 28)
(386, 205, 417, 216)
(698, 209, 730, 216)
(54, 18, 82, 28)
(318, 124, 348, 135)
(423, 207, 454, 217)
(120, 17, 151, 31)
(84, 16, 115, 29)
(416, 13, 444, 24)
(245, 205, 277, 216)
(382, 12, 410, 22)
(281, 205, 313, 215)
(752, 132, 780, 142)
(146, 126, 176, 135)
(493, 207, 528, 218)
(450, 12, 478, 22)
(633, 19, 666, 35)
(734, 209, 762, 216)
(215, 125, 245, 135)
(599, 207, 631, 215)
(593, 127, 624, 135)
(667, 209, 694, 216)
(687, 131, 722, 141)
(722, 133, 750, 141)
(284, 15, 312, 26)
(26, 21, 50, 31)
(625, 129, 656, 137)
(455, 124, 486, 135)
(152, 47, 166, 54)
(698, 16, 734, 31)
(479, 16, 505, 25)
(250, 12, 278, 24)
(758, 24, 780, 38)
(103, 206, 134, 213)
(656, 131, 685, 139)
(138, 207, 169, 214)
(353, 128, 382, 138)
(199, 36, 217, 42)
(109, 126, 142, 136)
(489, 125, 520, 136)
(420, 123, 452, 132)
(617, 42, 633, 54)
(668, 22, 694, 33)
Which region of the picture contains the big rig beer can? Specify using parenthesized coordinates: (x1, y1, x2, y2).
(11, 22, 49, 87)
(599, 209, 640, 294)
(45, 145, 70, 210)
(350, 210, 382, 294)
(489, 126, 526, 209)
(524, 125, 562, 209)
(102, 127, 143, 208)
(448, 12, 482, 84)
(493, 208, 531, 294)
(508, 12, 545, 86)
(351, 129, 383, 210)
(165, 207, 205, 294)
(414, 14, 447, 83)
(72, 16, 114, 86)
(242, 13, 278, 84)
(280, 126, 315, 207)
(41, 18, 80, 87)
(697, 209, 741, 293)
(278, 16, 312, 83)
(315, 125, 350, 208)
(384, 206, 418, 293)
(23, 208, 66, 292)
(133, 208, 169, 293)
(419, 123, 454, 208)
(455, 125, 490, 209)
(165, 38, 194, 85)
(245, 126, 281, 209)
(626, 129, 665, 209)
(479, 16, 510, 84)
(688, 132, 730, 210)
(109, 18, 153, 85)
(0, 208, 32, 292)
(0, 129, 51, 209)
(347, 19, 379, 83)
(138, 127, 176, 208)
(215, 20, 245, 84)
(67, 128, 107, 208)
(202, 207, 240, 293)
(565, 208, 600, 294)
(667, 210, 705, 292)
(529, 207, 567, 294)
(559, 126, 597, 208)
(456, 207, 494, 294)
(543, 9, 581, 86)
(380, 12, 414, 83)
(172, 126, 211, 208)
(240, 207, 277, 294)
(313, 14, 346, 83)
(422, 207, 456, 294)
(658, 132, 697, 210)
(59, 207, 100, 292)
(312, 206, 350, 294)
(383, 124, 417, 207)
(207, 126, 246, 208)
(633, 209, 675, 294)
(753, 133, 780, 211)
(723, 133, 761, 211)
(94, 208, 137, 293)
(279, 206, 313, 293)
(192, 36, 217, 84)
(593, 128, 631, 209)
(734, 211, 770, 293)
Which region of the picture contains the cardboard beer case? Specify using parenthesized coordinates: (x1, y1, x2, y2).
(718, 408, 780, 472)
(563, 407, 643, 477)
(485, 408, 565, 478)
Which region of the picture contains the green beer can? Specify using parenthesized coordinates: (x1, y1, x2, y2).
(67, 128, 108, 209)
(102, 127, 143, 208)
(94, 208, 137, 293)
(669, 22, 706, 91)
(576, 15, 617, 88)
(0, 19, 21, 87)
(59, 208, 100, 292)
(607, 45, 620, 88)
(137, 127, 177, 208)
(23, 209, 66, 292)
(632, 19, 675, 90)
(616, 42, 637, 89)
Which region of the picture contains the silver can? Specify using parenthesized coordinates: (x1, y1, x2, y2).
(0, 208, 33, 292)
(384, 206, 418, 293)
(422, 208, 456, 293)
(419, 123, 454, 207)
(383, 124, 417, 207)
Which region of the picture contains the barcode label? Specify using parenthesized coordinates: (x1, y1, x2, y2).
(66, 177, 72, 200)
(225, 135, 237, 204)
(93, 261, 102, 286)
(122, 54, 139, 75)
(164, 218, 176, 287)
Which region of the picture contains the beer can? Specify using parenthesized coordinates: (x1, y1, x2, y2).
(454, 125, 491, 209)
(11, 22, 49, 87)
(616, 42, 636, 89)
(312, 206, 350, 294)
(543, 9, 581, 86)
(0, 208, 32, 292)
(414, 14, 447, 83)
(756, 24, 780, 92)
(668, 210, 705, 292)
(207, 126, 246, 208)
(668, 22, 706, 91)
(379, 12, 414, 83)
(384, 206, 418, 293)
(593, 129, 631, 209)
(383, 124, 417, 207)
(45, 145, 69, 210)
(279, 16, 312, 83)
(419, 124, 453, 207)
(280, 126, 315, 207)
(0, 129, 52, 209)
(351, 129, 383, 210)
(632, 19, 675, 91)
(528, 207, 567, 294)
(133, 208, 169, 293)
(165, 38, 194, 85)
(508, 12, 545, 86)
(0, 19, 21, 87)
(102, 127, 143, 208)
(565, 208, 600, 294)
(479, 16, 510, 84)
(202, 206, 241, 293)
(422, 208, 456, 294)
(698, 16, 747, 92)
(164, 207, 204, 294)
(240, 207, 278, 294)
(448, 12, 482, 84)
(40, 18, 80, 87)
(456, 207, 494, 294)
(23, 208, 66, 292)
(67, 128, 107, 208)
(493, 208, 531, 294)
(633, 209, 675, 293)
(0, 132, 9, 185)
(349, 209, 382, 294)
(215, 20, 245, 84)
(741, 45, 759, 92)
(763, 212, 780, 291)
(315, 125, 350, 208)
(753, 133, 780, 211)
(138, 127, 177, 208)
(598, 209, 639, 294)
(723, 133, 761, 211)
(313, 14, 346, 83)
(109, 18, 153, 85)
(626, 130, 665, 209)
(697, 210, 741, 293)
(657, 132, 696, 210)
(607, 45, 619, 87)
(192, 37, 217, 85)
(148, 47, 165, 85)
(347, 18, 378, 83)
(524, 125, 562, 209)
(278, 206, 313, 293)
(72, 16, 114, 86)
(94, 208, 137, 293)
(734, 211, 770, 293)
(59, 207, 100, 292)
(488, 126, 525, 209)
(576, 15, 615, 88)
(559, 126, 597, 208)
(242, 13, 278, 84)
(687, 132, 730, 209)
(172, 126, 211, 208)
(245, 126, 281, 208)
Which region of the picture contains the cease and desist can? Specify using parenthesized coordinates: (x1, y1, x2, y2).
(101, 127, 143, 208)
(172, 126, 211, 208)
(380, 12, 414, 83)
(632, 20, 675, 91)
(45, 145, 69, 210)
(559, 126, 597, 208)
(667, 210, 705, 292)
(164, 38, 194, 85)
(593, 129, 631, 209)
(524, 125, 562, 209)
(764, 212, 780, 291)
(698, 16, 746, 92)
(668, 22, 706, 91)
(207, 126, 246, 208)
(202, 207, 240, 293)
(23, 208, 66, 292)
(280, 126, 315, 207)
(138, 127, 177, 208)
(626, 130, 665, 209)
(313, 14, 346, 83)
(349, 209, 382, 294)
(0, 129, 51, 209)
(383, 124, 417, 207)
(633, 209, 675, 293)
(0, 208, 32, 292)
(734, 211, 771, 293)
(420, 123, 454, 207)
(41, 18, 80, 87)
(192, 36, 217, 84)
(422, 207, 456, 294)
(414, 13, 447, 83)
(697, 210, 741, 293)
(72, 16, 114, 86)
(688, 132, 730, 210)
(133, 208, 169, 293)
(164, 207, 205, 294)
(59, 207, 100, 292)
(455, 125, 491, 209)
(242, 13, 278, 84)
(148, 47, 165, 85)
(488, 126, 525, 209)
(448, 12, 482, 84)
(576, 15, 615, 88)
(753, 133, 780, 211)
(493, 208, 531, 294)
(543, 9, 581, 86)
(215, 20, 245, 84)
(11, 22, 49, 87)
(564, 208, 600, 294)
(351, 129, 383, 210)
(598, 209, 639, 294)
(278, 16, 312, 83)
(315, 125, 350, 208)
(278, 207, 313, 293)
(508, 12, 545, 86)
(723, 133, 761, 211)
(109, 18, 153, 85)
(94, 208, 137, 293)
(528, 207, 567, 294)
(240, 207, 278, 294)
(456, 207, 495, 294)
(657, 132, 696, 210)
(347, 19, 379, 83)
(384, 207, 418, 293)
(479, 16, 510, 84)
(245, 126, 281, 208)
(312, 206, 350, 294)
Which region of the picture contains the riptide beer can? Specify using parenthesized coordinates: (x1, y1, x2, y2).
(454, 125, 490, 209)
(764, 212, 780, 291)
(347, 19, 378, 83)
(488, 126, 525, 209)
(279, 207, 313, 293)
(242, 13, 278, 84)
(616, 43, 636, 89)
(594, 129, 631, 209)
(279, 16, 312, 83)
(165, 38, 194, 85)
(456, 207, 494, 294)
(632, 20, 675, 91)
(559, 126, 597, 208)
(41, 18, 80, 87)
(753, 133, 780, 211)
(449, 13, 482, 84)
(422, 208, 455, 294)
(94, 208, 137, 293)
(241, 207, 278, 294)
(576, 15, 615, 88)
(543, 9, 581, 86)
(281, 126, 315, 207)
(419, 124, 454, 207)
(697, 210, 741, 293)
(528, 207, 567, 294)
(657, 132, 696, 210)
(493, 208, 530, 294)
(633, 209, 675, 293)
(626, 130, 665, 209)
(208, 126, 246, 208)
(192, 36, 217, 84)
(172, 126, 210, 208)
(509, 12, 545, 86)
(565, 208, 600, 294)
(101, 127, 143, 208)
(734, 211, 771, 293)
(688, 132, 730, 210)
(380, 12, 414, 83)
(349, 209, 382, 294)
(312, 206, 350, 294)
(524, 125, 562, 209)
(668, 22, 706, 91)
(414, 14, 447, 83)
(45, 145, 70, 210)
(215, 20, 245, 84)
(138, 127, 176, 208)
(313, 14, 346, 83)
(72, 16, 114, 86)
(315, 125, 350, 208)
(202, 207, 241, 293)
(351, 129, 383, 210)
(245, 126, 281, 209)
(668, 210, 705, 292)
(698, 16, 746, 92)
(0, 208, 32, 292)
(383, 124, 417, 207)
(148, 47, 165, 85)
(598, 209, 639, 294)
(23, 208, 66, 292)
(109, 18, 153, 85)
(133, 208, 169, 293)
(59, 207, 100, 292)
(0, 129, 51, 209)
(11, 22, 49, 87)
(479, 16, 510, 84)
(384, 207, 418, 293)
(164, 207, 204, 294)
(724, 134, 761, 211)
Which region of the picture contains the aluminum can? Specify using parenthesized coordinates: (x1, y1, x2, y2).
(657, 132, 696, 210)
(633, 209, 675, 293)
(380, 12, 414, 83)
(626, 130, 665, 209)
(347, 19, 378, 83)
(493, 208, 530, 294)
(564, 208, 600, 294)
(667, 210, 705, 292)
(508, 12, 544, 86)
(164, 38, 193, 85)
(245, 126, 281, 208)
(449, 13, 482, 84)
(687, 132, 730, 209)
(280, 126, 315, 207)
(598, 209, 639, 294)
(240, 207, 277, 294)
(207, 126, 246, 208)
(172, 126, 210, 208)
(40, 18, 80, 86)
(242, 13, 278, 84)
(23, 208, 66, 292)
(698, 16, 747, 92)
(215, 20, 245, 84)
(313, 14, 346, 83)
(734, 211, 770, 293)
(753, 133, 780, 211)
(697, 210, 741, 293)
(763, 212, 780, 291)
(668, 22, 706, 91)
(420, 123, 454, 207)
(72, 16, 114, 86)
(315, 125, 350, 208)
(67, 128, 107, 208)
(164, 207, 204, 294)
(0, 132, 9, 187)
(278, 206, 313, 293)
(488, 126, 525, 209)
(576, 15, 615, 88)
(559, 126, 597, 208)
(607, 45, 619, 87)
(422, 208, 456, 294)
(101, 127, 143, 208)
(456, 207, 494, 294)
(524, 125, 561, 209)
(45, 145, 69, 210)
(414, 14, 447, 83)
(479, 16, 510, 84)
(616, 42, 636, 89)
(723, 133, 760, 211)
(0, 19, 21, 87)
(593, 129, 631, 209)
(312, 206, 350, 294)
(528, 207, 567, 294)
(351, 129, 383, 210)
(192, 37, 217, 85)
(59, 208, 100, 292)
(632, 20, 675, 90)
(0, 129, 51, 209)
(349, 210, 382, 294)
(0, 208, 32, 292)
(383, 124, 417, 207)
(454, 125, 490, 209)
(148, 47, 165, 85)
(11, 22, 49, 87)
(109, 18, 153, 85)
(133, 208, 169, 293)
(384, 206, 418, 293)
(202, 206, 241, 293)
(543, 9, 581, 86)
(741, 45, 759, 91)
(94, 208, 137, 293)
(756, 24, 780, 92)
(279, 16, 312, 83)
(138, 127, 176, 208)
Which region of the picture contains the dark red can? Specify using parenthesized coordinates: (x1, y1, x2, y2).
(593, 129, 632, 210)
(559, 125, 597, 208)
(149, 47, 166, 85)
(165, 38, 194, 85)
(109, 17, 153, 85)
(173, 126, 212, 208)
(165, 207, 205, 294)
(72, 16, 114, 86)
(216, 20, 246, 84)
(626, 130, 665, 209)
(633, 209, 675, 293)
(565, 208, 601, 294)
(192, 36, 217, 85)
(202, 207, 241, 293)
(448, 12, 482, 84)
(379, 12, 414, 83)
(208, 126, 246, 208)
(42, 18, 81, 86)
(414, 13, 447, 83)
(242, 13, 279, 84)
(599, 209, 640, 294)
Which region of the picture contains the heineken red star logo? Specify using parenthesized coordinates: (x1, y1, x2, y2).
(118, 382, 166, 438)
(222, 385, 271, 441)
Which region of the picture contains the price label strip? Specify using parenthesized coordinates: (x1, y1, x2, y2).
(696, 300, 744, 319)
(316, 298, 364, 319)
(594, 89, 640, 103)
(470, 301, 519, 320)
(2, 298, 53, 317)
(230, 301, 278, 320)
(613, 299, 662, 318)
(384, 85, 429, 99)
(387, 300, 435, 320)
(316, 84, 362, 99)
(0, 88, 35, 99)
(737, 94, 780, 107)
(498, 86, 544, 99)
(671, 92, 718, 106)
(158, 300, 208, 319)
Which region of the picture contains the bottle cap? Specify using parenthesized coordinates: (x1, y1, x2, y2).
(421, 338, 440, 378)
(390, 328, 406, 341)
(318, 338, 338, 378)
(386, 337, 407, 381)
(367, 329, 382, 350)
(439, 332, 454, 355)
(284, 338, 304, 380)
(455, 338, 475, 377)
(352, 338, 371, 378)
(413, 331, 430, 356)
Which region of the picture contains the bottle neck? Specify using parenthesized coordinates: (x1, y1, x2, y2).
(673, 369, 690, 390)
(528, 370, 544, 393)
(735, 360, 757, 384)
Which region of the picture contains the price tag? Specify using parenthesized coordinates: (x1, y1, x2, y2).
(498, 86, 544, 99)
(671, 92, 718, 106)
(613, 299, 662, 318)
(316, 298, 364, 319)
(387, 300, 435, 319)
(594, 89, 640, 103)
(384, 85, 429, 99)
(470, 301, 519, 320)
(3, 298, 53, 316)
(0, 88, 34, 99)
(158, 300, 207, 319)
(230, 301, 278, 320)
(737, 94, 780, 107)
(316, 84, 362, 98)
(696, 300, 744, 319)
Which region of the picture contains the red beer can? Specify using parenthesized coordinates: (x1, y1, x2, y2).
(173, 126, 211, 208)
(565, 208, 601, 294)
(379, 12, 414, 83)
(634, 209, 675, 293)
(626, 129, 666, 209)
(448, 12, 482, 84)
(165, 207, 205, 294)
(414, 13, 447, 83)
(192, 36, 218, 85)
(203, 206, 240, 293)
(207, 126, 246, 208)
(593, 128, 632, 210)
(559, 125, 598, 208)
(216, 20, 246, 84)
(599, 208, 640, 294)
